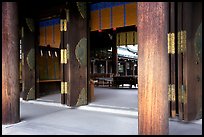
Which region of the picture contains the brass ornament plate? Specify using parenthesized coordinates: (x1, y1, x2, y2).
(75, 38, 87, 66)
(26, 48, 35, 70)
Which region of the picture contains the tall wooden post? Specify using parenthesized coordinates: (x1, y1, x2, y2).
(2, 2, 20, 124)
(67, 2, 88, 106)
(112, 32, 118, 76)
(124, 61, 127, 76)
(168, 2, 177, 118)
(105, 60, 108, 74)
(137, 2, 169, 135)
(131, 62, 135, 75)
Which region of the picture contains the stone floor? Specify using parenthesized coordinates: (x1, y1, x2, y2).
(2, 87, 202, 135)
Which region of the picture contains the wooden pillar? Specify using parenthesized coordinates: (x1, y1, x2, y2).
(131, 61, 135, 75)
(179, 2, 202, 121)
(105, 60, 108, 74)
(94, 61, 97, 74)
(137, 2, 169, 135)
(112, 32, 118, 76)
(60, 9, 67, 105)
(2, 2, 20, 124)
(124, 61, 128, 76)
(67, 2, 87, 106)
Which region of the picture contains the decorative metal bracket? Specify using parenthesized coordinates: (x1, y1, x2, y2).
(60, 19, 67, 32)
(179, 84, 187, 104)
(61, 82, 65, 94)
(61, 81, 69, 94)
(60, 49, 68, 64)
(171, 84, 175, 102)
(168, 84, 172, 101)
(168, 32, 175, 54)
(178, 30, 187, 53)
(168, 84, 175, 101)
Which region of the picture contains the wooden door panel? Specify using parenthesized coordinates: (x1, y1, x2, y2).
(176, 2, 202, 121)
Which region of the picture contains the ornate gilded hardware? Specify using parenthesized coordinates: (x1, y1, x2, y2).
(60, 19, 64, 32)
(60, 19, 67, 32)
(63, 19, 67, 31)
(171, 84, 175, 102)
(60, 49, 68, 64)
(168, 84, 172, 101)
(61, 81, 69, 94)
(168, 33, 175, 54)
(179, 85, 187, 104)
(60, 49, 64, 64)
(61, 82, 65, 94)
(178, 30, 187, 53)
(64, 82, 68, 94)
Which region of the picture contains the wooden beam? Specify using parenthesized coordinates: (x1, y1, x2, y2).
(2, 2, 20, 124)
(137, 2, 169, 135)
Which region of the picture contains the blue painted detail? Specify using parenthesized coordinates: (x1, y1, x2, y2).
(52, 18, 60, 25)
(39, 18, 60, 27)
(90, 2, 132, 11)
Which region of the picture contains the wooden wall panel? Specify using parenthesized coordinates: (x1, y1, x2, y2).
(39, 27, 45, 46)
(38, 51, 48, 80)
(47, 53, 55, 79)
(112, 5, 124, 28)
(182, 2, 202, 121)
(126, 2, 137, 26)
(46, 26, 53, 47)
(53, 53, 60, 79)
(54, 24, 60, 48)
(101, 8, 111, 30)
(127, 31, 133, 45)
(91, 10, 99, 31)
(90, 2, 137, 31)
(119, 32, 126, 45)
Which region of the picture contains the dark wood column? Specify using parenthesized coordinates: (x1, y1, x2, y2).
(132, 62, 135, 75)
(124, 61, 127, 76)
(112, 32, 118, 76)
(137, 2, 169, 135)
(181, 2, 202, 121)
(67, 2, 88, 106)
(2, 2, 20, 124)
(169, 2, 177, 118)
(105, 60, 108, 74)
